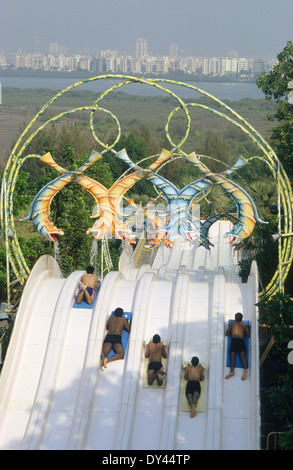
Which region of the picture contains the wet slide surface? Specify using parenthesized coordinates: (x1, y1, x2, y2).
(0, 221, 260, 450)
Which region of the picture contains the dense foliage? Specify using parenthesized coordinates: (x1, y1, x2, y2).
(256, 41, 293, 450)
(257, 293, 293, 449)
(257, 40, 293, 178)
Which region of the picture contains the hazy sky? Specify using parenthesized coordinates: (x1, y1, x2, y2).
(1, 0, 292, 58)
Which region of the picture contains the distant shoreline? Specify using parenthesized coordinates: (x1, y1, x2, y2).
(0, 68, 257, 84)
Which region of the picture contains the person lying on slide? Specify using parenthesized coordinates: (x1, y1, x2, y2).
(225, 312, 250, 381)
(76, 266, 99, 305)
(145, 334, 167, 386)
(100, 307, 130, 369)
(184, 357, 205, 418)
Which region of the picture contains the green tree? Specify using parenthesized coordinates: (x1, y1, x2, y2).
(257, 293, 293, 449)
(199, 129, 231, 170)
(257, 40, 293, 176)
(256, 43, 293, 447)
(2, 170, 32, 217)
(0, 245, 8, 302)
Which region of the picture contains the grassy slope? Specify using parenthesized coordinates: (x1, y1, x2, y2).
(0, 87, 278, 168)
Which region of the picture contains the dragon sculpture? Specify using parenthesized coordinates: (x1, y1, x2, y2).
(23, 147, 262, 252)
(21, 150, 102, 242)
(33, 149, 172, 243)
(186, 153, 268, 247)
(119, 150, 248, 248)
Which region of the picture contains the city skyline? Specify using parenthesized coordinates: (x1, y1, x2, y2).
(1, 37, 276, 61)
(1, 39, 270, 77)
(1, 0, 292, 60)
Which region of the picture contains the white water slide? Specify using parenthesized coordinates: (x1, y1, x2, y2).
(0, 221, 260, 450)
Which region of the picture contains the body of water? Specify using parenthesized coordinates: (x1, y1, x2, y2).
(0, 75, 265, 101)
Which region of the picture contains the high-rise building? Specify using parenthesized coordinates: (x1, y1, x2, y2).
(35, 27, 40, 56)
(49, 43, 69, 57)
(136, 38, 148, 59)
(229, 49, 239, 59)
(169, 43, 179, 57)
(252, 58, 265, 73)
(49, 43, 60, 57)
(238, 57, 249, 73)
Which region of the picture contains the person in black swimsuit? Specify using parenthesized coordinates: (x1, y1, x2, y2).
(100, 307, 130, 369)
(184, 357, 205, 418)
(145, 334, 167, 386)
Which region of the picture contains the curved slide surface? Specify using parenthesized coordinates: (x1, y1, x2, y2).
(0, 221, 260, 450)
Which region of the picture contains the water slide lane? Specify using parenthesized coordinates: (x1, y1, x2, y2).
(21, 270, 85, 449)
(0, 256, 65, 449)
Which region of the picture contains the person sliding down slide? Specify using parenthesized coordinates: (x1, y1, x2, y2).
(145, 334, 167, 386)
(76, 266, 99, 305)
(100, 308, 131, 369)
(184, 357, 205, 418)
(225, 312, 250, 381)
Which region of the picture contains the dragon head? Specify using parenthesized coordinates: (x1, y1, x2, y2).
(224, 224, 247, 248)
(114, 220, 136, 244)
(199, 235, 214, 250)
(38, 219, 64, 242)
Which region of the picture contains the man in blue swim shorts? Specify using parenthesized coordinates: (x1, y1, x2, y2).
(76, 266, 99, 305)
(225, 312, 250, 381)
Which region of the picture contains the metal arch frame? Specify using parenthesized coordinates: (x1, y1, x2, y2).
(1, 74, 292, 308)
